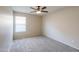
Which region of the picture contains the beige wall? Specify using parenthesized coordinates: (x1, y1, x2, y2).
(14, 12, 42, 39)
(43, 7, 79, 50)
(0, 7, 13, 51)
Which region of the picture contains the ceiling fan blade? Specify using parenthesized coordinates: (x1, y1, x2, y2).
(42, 11, 48, 13)
(42, 7, 46, 9)
(30, 7, 37, 10)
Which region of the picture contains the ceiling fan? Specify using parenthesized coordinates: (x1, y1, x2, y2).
(30, 6, 48, 14)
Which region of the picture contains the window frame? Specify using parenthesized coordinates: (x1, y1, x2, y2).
(14, 15, 26, 33)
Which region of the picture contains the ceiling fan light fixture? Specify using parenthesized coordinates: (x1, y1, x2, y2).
(30, 6, 48, 14)
(36, 11, 41, 14)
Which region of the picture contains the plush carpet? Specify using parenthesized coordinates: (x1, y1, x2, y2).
(10, 36, 79, 52)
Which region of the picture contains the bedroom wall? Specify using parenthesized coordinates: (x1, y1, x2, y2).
(43, 7, 79, 50)
(14, 12, 42, 39)
(0, 6, 13, 51)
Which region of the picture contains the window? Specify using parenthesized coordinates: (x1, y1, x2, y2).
(15, 16, 26, 32)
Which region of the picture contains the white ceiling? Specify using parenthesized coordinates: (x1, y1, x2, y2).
(12, 6, 65, 15)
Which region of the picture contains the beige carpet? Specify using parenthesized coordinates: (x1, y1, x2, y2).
(10, 36, 79, 52)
